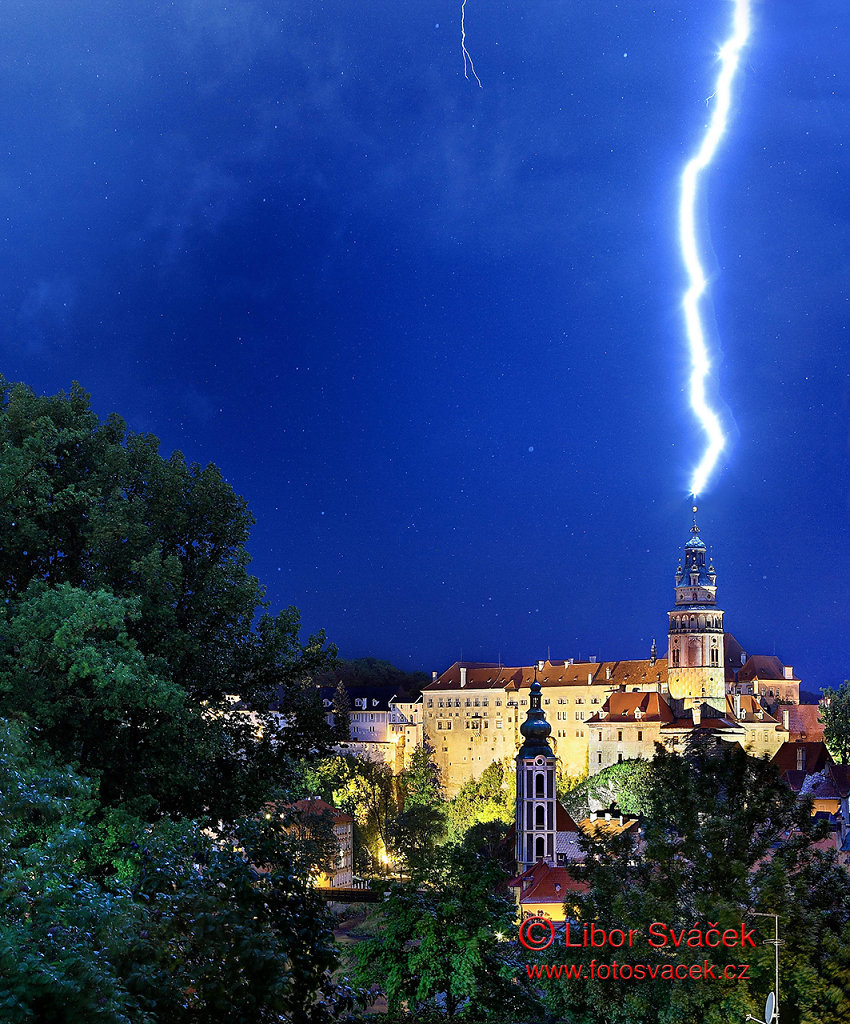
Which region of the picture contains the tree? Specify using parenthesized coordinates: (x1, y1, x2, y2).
(400, 742, 443, 809)
(540, 740, 850, 1024)
(331, 679, 352, 742)
(0, 378, 336, 821)
(444, 759, 514, 845)
(352, 846, 542, 1021)
(0, 720, 363, 1024)
(820, 681, 850, 765)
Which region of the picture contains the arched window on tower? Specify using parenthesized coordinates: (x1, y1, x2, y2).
(535, 772, 545, 797)
(535, 805, 545, 830)
(535, 836, 545, 860)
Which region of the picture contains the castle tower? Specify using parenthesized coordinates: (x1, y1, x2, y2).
(515, 672, 557, 870)
(667, 505, 726, 710)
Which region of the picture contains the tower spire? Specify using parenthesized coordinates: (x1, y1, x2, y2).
(667, 504, 725, 710)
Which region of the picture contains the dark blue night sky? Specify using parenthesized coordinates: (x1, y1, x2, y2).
(3, 2, 848, 686)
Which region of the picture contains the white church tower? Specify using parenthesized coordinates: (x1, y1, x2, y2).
(515, 671, 557, 870)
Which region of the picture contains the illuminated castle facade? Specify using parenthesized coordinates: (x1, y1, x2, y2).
(422, 508, 803, 796)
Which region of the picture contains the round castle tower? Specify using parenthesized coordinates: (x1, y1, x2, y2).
(667, 506, 726, 710)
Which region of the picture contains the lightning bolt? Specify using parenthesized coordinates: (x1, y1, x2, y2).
(679, 0, 751, 496)
(461, 0, 482, 88)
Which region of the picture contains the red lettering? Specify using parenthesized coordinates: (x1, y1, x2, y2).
(648, 922, 668, 947)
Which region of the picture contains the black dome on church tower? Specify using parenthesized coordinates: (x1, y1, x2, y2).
(517, 674, 554, 758)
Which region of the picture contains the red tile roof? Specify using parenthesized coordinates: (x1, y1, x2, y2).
(771, 741, 832, 775)
(556, 803, 581, 833)
(423, 662, 523, 691)
(509, 861, 587, 903)
(598, 691, 675, 723)
(725, 694, 781, 726)
(779, 705, 825, 742)
(738, 655, 798, 682)
(288, 798, 354, 825)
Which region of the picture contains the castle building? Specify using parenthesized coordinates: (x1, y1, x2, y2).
(420, 507, 805, 795)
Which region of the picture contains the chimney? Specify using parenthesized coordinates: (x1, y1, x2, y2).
(460, 666, 467, 688)
(589, 655, 597, 664)
(782, 708, 790, 731)
(588, 672, 593, 685)
(604, 811, 611, 822)
(784, 666, 793, 680)
(692, 704, 701, 727)
(537, 660, 545, 672)
(733, 693, 741, 719)
(606, 667, 612, 680)
(590, 810, 598, 821)
(432, 670, 438, 681)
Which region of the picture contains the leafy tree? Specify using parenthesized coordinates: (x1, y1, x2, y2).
(0, 581, 193, 814)
(331, 679, 352, 742)
(0, 378, 336, 820)
(820, 681, 850, 765)
(298, 754, 403, 872)
(540, 741, 850, 1024)
(401, 742, 443, 809)
(444, 759, 514, 845)
(559, 756, 656, 820)
(386, 803, 447, 878)
(0, 720, 363, 1023)
(352, 846, 542, 1020)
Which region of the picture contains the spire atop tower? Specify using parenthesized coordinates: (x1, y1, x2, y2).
(691, 504, 700, 534)
(517, 667, 553, 757)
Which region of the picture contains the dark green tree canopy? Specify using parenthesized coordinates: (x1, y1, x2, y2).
(0, 378, 336, 819)
(820, 681, 850, 765)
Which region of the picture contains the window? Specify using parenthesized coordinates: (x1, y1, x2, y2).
(427, 699, 433, 707)
(618, 731, 623, 742)
(598, 731, 602, 741)
(535, 773, 545, 796)
(598, 753, 603, 765)
(496, 720, 503, 729)
(618, 753, 623, 763)
(637, 730, 643, 741)
(535, 805, 545, 829)
(672, 647, 680, 667)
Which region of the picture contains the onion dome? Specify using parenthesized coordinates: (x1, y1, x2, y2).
(517, 671, 554, 758)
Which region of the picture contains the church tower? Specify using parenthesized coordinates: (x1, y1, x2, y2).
(515, 672, 557, 870)
(667, 506, 726, 710)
